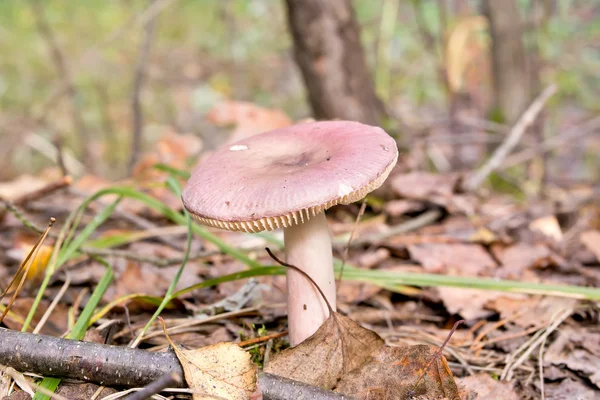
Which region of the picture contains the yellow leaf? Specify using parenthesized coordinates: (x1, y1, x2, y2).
(173, 342, 257, 400)
(445, 15, 489, 93)
(469, 227, 497, 244)
(19, 243, 54, 283)
(529, 216, 562, 242)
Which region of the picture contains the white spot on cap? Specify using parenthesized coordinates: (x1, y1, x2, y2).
(229, 144, 248, 151)
(338, 184, 353, 197)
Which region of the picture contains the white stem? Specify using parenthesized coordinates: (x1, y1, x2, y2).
(284, 212, 336, 346)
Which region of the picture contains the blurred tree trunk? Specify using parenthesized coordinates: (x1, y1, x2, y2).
(284, 0, 385, 125)
(483, 0, 531, 124)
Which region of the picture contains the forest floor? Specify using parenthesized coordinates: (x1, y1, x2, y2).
(1, 119, 599, 399)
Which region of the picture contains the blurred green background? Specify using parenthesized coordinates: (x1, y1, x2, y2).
(0, 0, 598, 184)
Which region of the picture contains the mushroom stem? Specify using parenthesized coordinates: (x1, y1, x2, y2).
(283, 212, 336, 346)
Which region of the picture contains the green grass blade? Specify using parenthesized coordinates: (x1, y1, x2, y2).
(171, 266, 284, 299)
(130, 178, 194, 347)
(69, 257, 114, 339)
(153, 163, 191, 179)
(83, 186, 262, 268)
(32, 379, 60, 400)
(342, 268, 600, 300)
(171, 262, 600, 301)
(22, 198, 121, 333)
(34, 258, 114, 399)
(57, 198, 121, 266)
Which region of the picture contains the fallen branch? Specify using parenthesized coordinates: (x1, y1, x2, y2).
(0, 328, 351, 400)
(12, 176, 73, 207)
(464, 84, 557, 191)
(335, 208, 443, 248)
(503, 114, 600, 168)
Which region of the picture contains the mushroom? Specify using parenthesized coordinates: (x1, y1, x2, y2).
(182, 120, 398, 346)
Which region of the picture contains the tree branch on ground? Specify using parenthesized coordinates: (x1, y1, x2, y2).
(0, 328, 352, 400)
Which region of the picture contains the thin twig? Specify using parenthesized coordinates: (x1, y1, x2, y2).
(503, 115, 600, 168)
(412, 320, 464, 390)
(0, 200, 47, 235)
(3, 366, 67, 400)
(69, 187, 186, 251)
(336, 200, 367, 290)
(123, 372, 182, 400)
(128, 0, 159, 174)
(0, 218, 55, 324)
(238, 331, 288, 347)
(23, 134, 85, 177)
(539, 333, 548, 400)
(79, 246, 221, 267)
(52, 135, 69, 176)
(468, 309, 527, 350)
(339, 208, 442, 248)
(12, 176, 72, 207)
(32, 272, 71, 335)
(464, 84, 557, 191)
(0, 175, 70, 225)
(266, 248, 334, 315)
(501, 308, 571, 381)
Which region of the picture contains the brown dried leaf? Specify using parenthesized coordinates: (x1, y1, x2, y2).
(486, 295, 577, 328)
(492, 243, 559, 279)
(55, 383, 116, 399)
(146, 326, 232, 348)
(545, 327, 600, 388)
(437, 287, 502, 320)
(0, 367, 9, 398)
(408, 243, 497, 275)
(264, 312, 384, 389)
(3, 382, 117, 400)
(384, 199, 426, 217)
(2, 298, 69, 336)
(580, 230, 600, 263)
(337, 281, 383, 305)
(132, 132, 202, 180)
(357, 248, 391, 269)
(390, 172, 459, 200)
(543, 378, 598, 400)
(207, 100, 292, 144)
(335, 345, 460, 400)
(173, 342, 257, 400)
(458, 373, 519, 400)
(0, 174, 50, 200)
(107, 261, 203, 302)
(529, 215, 562, 241)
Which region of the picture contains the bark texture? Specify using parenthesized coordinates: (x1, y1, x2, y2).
(483, 0, 531, 124)
(0, 328, 181, 388)
(285, 0, 385, 125)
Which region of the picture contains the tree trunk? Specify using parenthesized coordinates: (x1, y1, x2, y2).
(483, 0, 531, 124)
(284, 0, 385, 125)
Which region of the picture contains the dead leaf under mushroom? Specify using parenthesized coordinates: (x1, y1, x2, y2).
(264, 311, 384, 389)
(335, 344, 461, 400)
(265, 310, 461, 400)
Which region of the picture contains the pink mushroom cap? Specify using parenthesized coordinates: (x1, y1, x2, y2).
(182, 120, 398, 231)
